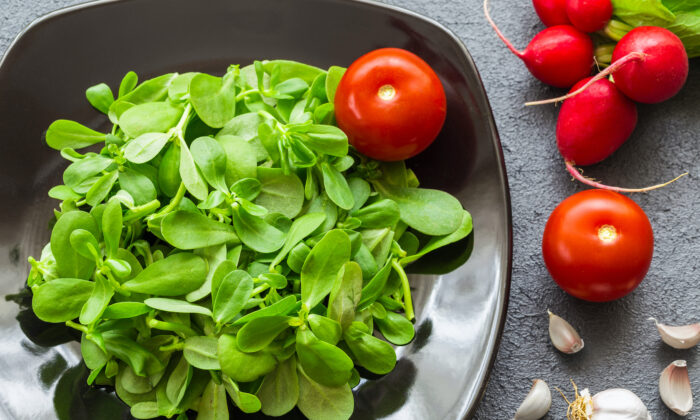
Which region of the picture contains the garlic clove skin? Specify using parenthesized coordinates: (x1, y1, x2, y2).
(591, 388, 652, 420)
(548, 310, 584, 354)
(659, 360, 693, 416)
(514, 379, 551, 420)
(650, 317, 700, 350)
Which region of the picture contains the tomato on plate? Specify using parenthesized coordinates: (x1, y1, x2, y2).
(542, 189, 654, 302)
(334, 48, 446, 161)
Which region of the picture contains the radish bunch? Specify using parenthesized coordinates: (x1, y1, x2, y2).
(485, 0, 690, 192)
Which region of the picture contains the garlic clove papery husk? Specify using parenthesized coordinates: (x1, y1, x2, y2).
(514, 379, 551, 420)
(563, 385, 651, 420)
(659, 360, 693, 416)
(590, 388, 652, 420)
(649, 317, 700, 350)
(548, 310, 584, 354)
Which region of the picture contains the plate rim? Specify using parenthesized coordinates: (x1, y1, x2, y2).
(0, 1, 513, 418)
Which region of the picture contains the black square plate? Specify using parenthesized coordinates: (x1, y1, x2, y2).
(0, 0, 511, 418)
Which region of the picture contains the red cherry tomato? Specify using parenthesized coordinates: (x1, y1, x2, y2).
(333, 48, 447, 161)
(542, 189, 653, 302)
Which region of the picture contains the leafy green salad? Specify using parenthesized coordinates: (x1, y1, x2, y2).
(27, 59, 473, 420)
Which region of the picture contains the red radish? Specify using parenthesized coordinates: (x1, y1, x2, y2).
(566, 0, 613, 33)
(557, 77, 687, 192)
(533, 0, 570, 27)
(612, 26, 688, 103)
(527, 26, 689, 106)
(485, 0, 594, 88)
(557, 77, 636, 166)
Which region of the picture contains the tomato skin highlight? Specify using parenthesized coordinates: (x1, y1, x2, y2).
(333, 48, 447, 161)
(542, 190, 653, 302)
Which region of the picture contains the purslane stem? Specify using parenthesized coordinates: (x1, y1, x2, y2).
(392, 259, 415, 321)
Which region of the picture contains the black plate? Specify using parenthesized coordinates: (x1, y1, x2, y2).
(0, 0, 511, 418)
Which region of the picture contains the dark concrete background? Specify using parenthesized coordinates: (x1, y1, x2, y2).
(2, 0, 698, 418)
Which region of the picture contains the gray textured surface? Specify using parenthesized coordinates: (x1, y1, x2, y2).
(2, 0, 698, 419)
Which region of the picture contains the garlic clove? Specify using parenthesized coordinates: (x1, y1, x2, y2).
(591, 388, 652, 420)
(548, 310, 584, 354)
(514, 379, 552, 420)
(659, 360, 693, 416)
(649, 317, 700, 350)
(562, 384, 650, 420)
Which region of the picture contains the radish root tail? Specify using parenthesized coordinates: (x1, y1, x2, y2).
(565, 161, 688, 193)
(483, 0, 524, 58)
(525, 52, 646, 106)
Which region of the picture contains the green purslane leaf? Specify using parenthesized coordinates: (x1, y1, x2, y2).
(189, 72, 237, 128)
(158, 142, 182, 197)
(63, 154, 114, 187)
(299, 125, 349, 157)
(179, 137, 209, 201)
(69, 228, 100, 260)
(161, 210, 240, 250)
(102, 198, 123, 259)
(400, 210, 473, 265)
(50, 210, 99, 280)
(183, 336, 220, 370)
(168, 72, 198, 101)
(79, 275, 114, 325)
(328, 261, 362, 331)
(190, 136, 229, 193)
(257, 356, 299, 417)
(236, 315, 291, 352)
(254, 167, 305, 219)
(301, 229, 351, 310)
(86, 170, 119, 206)
(216, 135, 258, 185)
(115, 73, 176, 108)
(218, 334, 277, 382)
(46, 120, 106, 150)
(102, 302, 150, 319)
(32, 278, 95, 322)
(212, 269, 254, 325)
(144, 298, 212, 316)
(343, 322, 396, 375)
(308, 314, 342, 345)
(124, 132, 171, 164)
(122, 253, 207, 296)
(374, 181, 463, 236)
(231, 204, 285, 253)
(197, 380, 229, 420)
(321, 162, 354, 210)
(232, 295, 298, 326)
(295, 327, 353, 387)
(376, 311, 416, 345)
(223, 375, 262, 413)
(297, 364, 353, 420)
(118, 71, 138, 98)
(270, 212, 326, 270)
(86, 83, 115, 114)
(166, 355, 193, 407)
(119, 101, 183, 138)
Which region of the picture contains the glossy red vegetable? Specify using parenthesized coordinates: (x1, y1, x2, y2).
(556, 77, 637, 166)
(542, 189, 654, 302)
(533, 0, 570, 26)
(531, 26, 689, 105)
(333, 48, 446, 161)
(566, 0, 613, 33)
(485, 0, 594, 88)
(611, 26, 689, 104)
